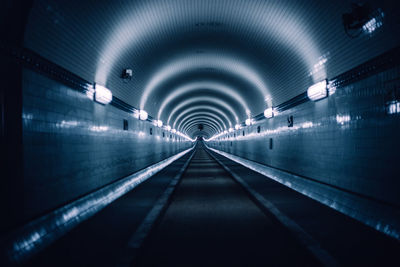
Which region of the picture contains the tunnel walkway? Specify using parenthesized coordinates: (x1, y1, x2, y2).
(135, 144, 319, 266)
(22, 143, 400, 266)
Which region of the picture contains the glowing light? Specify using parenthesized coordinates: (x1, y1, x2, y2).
(223, 130, 228, 134)
(307, 80, 328, 101)
(264, 108, 274, 118)
(362, 10, 384, 34)
(166, 125, 171, 131)
(172, 105, 232, 131)
(183, 120, 222, 136)
(157, 82, 251, 122)
(205, 120, 320, 142)
(235, 124, 241, 130)
(95, 1, 322, 89)
(138, 131, 145, 137)
(301, 122, 314, 128)
(22, 113, 33, 120)
(171, 129, 176, 133)
(56, 120, 79, 128)
(85, 84, 95, 100)
(94, 84, 112, 104)
(336, 115, 351, 124)
(387, 101, 400, 114)
(139, 110, 148, 121)
(90, 126, 109, 132)
(228, 128, 234, 132)
(132, 110, 140, 119)
(245, 118, 252, 126)
(166, 96, 239, 126)
(154, 120, 163, 127)
(140, 53, 270, 110)
(176, 111, 228, 134)
(328, 81, 337, 96)
(309, 53, 329, 78)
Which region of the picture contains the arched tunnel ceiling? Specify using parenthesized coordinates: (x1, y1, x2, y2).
(25, 0, 400, 138)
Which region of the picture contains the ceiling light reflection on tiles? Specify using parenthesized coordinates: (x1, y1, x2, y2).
(309, 52, 329, 81)
(90, 126, 109, 132)
(139, 53, 270, 111)
(166, 96, 239, 126)
(362, 9, 384, 35)
(85, 84, 95, 100)
(336, 114, 351, 125)
(205, 121, 320, 142)
(157, 81, 250, 121)
(56, 120, 79, 129)
(387, 101, 400, 115)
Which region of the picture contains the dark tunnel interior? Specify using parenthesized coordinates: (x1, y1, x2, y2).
(1, 0, 400, 266)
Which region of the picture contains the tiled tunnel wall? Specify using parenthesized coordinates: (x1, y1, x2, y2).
(207, 65, 400, 208)
(22, 69, 193, 221)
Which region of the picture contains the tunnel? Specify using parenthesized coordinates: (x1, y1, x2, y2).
(1, 0, 400, 266)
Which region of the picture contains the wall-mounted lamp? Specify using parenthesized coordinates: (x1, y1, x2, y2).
(245, 118, 252, 126)
(139, 110, 148, 120)
(94, 84, 112, 104)
(307, 80, 328, 101)
(166, 125, 171, 131)
(235, 124, 241, 130)
(264, 107, 274, 118)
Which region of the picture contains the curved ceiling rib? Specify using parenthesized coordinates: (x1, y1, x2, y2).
(94, 0, 322, 92)
(167, 96, 239, 126)
(140, 53, 271, 111)
(157, 81, 251, 121)
(26, 1, 400, 140)
(185, 123, 218, 136)
(180, 115, 226, 135)
(173, 106, 232, 130)
(178, 112, 227, 133)
(180, 116, 224, 134)
(183, 120, 220, 135)
(181, 117, 222, 133)
(167, 100, 237, 130)
(186, 126, 214, 138)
